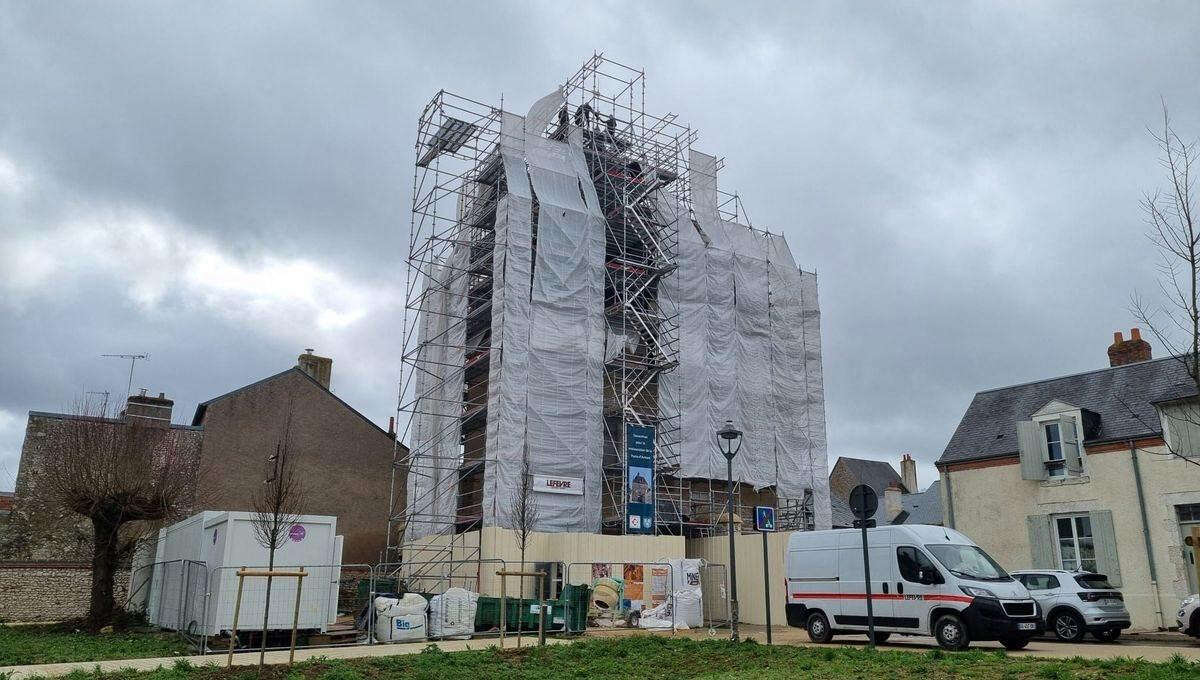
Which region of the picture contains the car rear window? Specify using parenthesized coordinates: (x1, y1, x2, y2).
(1075, 574, 1114, 589)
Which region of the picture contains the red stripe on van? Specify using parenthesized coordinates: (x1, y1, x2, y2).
(790, 592, 974, 604)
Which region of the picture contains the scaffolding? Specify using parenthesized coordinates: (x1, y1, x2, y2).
(387, 55, 827, 587)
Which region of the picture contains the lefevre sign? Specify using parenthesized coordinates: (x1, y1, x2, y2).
(533, 475, 584, 495)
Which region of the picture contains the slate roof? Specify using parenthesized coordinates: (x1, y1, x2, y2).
(900, 480, 943, 525)
(833, 457, 906, 495)
(939, 356, 1196, 466)
(830, 494, 856, 528)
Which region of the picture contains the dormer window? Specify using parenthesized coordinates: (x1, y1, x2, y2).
(1018, 400, 1087, 482)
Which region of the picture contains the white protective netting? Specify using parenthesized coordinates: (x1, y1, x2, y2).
(482, 90, 606, 531)
(666, 149, 830, 527)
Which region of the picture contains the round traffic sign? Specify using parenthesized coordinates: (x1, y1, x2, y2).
(849, 484, 878, 519)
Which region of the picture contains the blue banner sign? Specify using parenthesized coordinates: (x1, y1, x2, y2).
(625, 423, 655, 534)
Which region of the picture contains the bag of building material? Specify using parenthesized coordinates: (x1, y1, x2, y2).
(373, 593, 428, 642)
(666, 558, 703, 593)
(637, 598, 677, 629)
(673, 588, 703, 628)
(428, 588, 478, 639)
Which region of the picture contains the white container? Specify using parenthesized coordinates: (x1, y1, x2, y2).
(146, 511, 342, 636)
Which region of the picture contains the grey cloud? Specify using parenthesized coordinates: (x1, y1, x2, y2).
(3, 1, 1200, 491)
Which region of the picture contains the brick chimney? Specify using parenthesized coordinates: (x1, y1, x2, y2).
(899, 453, 918, 493)
(298, 349, 333, 389)
(123, 389, 173, 428)
(1108, 328, 1152, 367)
(883, 481, 904, 522)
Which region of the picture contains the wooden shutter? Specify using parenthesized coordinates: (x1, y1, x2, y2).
(1017, 420, 1046, 481)
(1027, 514, 1055, 568)
(1089, 509, 1122, 586)
(1060, 417, 1083, 475)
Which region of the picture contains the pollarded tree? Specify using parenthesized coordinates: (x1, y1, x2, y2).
(24, 398, 201, 629)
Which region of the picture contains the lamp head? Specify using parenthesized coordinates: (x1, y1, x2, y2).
(716, 420, 744, 459)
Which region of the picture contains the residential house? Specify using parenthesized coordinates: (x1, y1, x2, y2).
(4, 351, 403, 565)
(191, 351, 403, 564)
(3, 393, 204, 561)
(937, 329, 1200, 630)
(828, 454, 942, 528)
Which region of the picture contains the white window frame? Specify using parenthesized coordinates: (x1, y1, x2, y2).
(1042, 421, 1065, 477)
(1052, 513, 1097, 573)
(1032, 403, 1087, 480)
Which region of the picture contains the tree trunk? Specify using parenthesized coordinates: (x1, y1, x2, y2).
(87, 516, 122, 631)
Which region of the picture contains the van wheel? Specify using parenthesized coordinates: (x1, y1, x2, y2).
(868, 631, 891, 644)
(1051, 610, 1085, 642)
(1000, 637, 1030, 650)
(934, 613, 970, 651)
(806, 611, 834, 643)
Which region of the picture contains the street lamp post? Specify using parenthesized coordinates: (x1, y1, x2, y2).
(717, 420, 743, 642)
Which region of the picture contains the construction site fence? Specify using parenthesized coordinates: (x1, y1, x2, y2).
(130, 558, 734, 653)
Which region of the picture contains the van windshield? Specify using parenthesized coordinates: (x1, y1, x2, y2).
(925, 544, 1011, 581)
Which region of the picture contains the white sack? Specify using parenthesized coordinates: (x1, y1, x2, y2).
(429, 588, 479, 639)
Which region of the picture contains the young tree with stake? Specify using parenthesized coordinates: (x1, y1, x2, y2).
(248, 413, 308, 664)
(509, 445, 540, 646)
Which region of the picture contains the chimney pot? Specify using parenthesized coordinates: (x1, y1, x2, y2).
(1108, 327, 1152, 367)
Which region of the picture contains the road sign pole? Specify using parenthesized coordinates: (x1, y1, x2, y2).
(861, 520, 875, 650)
(848, 485, 879, 652)
(762, 529, 772, 644)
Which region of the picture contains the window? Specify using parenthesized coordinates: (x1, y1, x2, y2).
(925, 544, 1011, 581)
(1018, 573, 1060, 590)
(1074, 574, 1114, 589)
(1177, 503, 1200, 523)
(1044, 422, 1065, 477)
(1055, 514, 1096, 572)
(897, 546, 942, 583)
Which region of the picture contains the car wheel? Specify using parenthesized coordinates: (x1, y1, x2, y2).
(934, 613, 970, 651)
(867, 630, 890, 644)
(1051, 610, 1085, 642)
(806, 611, 834, 643)
(1000, 636, 1030, 651)
(1091, 628, 1120, 642)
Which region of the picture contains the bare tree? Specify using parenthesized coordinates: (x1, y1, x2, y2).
(248, 412, 308, 663)
(509, 446, 540, 644)
(22, 397, 201, 630)
(1131, 105, 1200, 465)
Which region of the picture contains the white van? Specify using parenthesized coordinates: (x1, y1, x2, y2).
(785, 524, 1043, 650)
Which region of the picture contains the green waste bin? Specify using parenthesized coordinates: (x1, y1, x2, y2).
(474, 596, 502, 631)
(556, 584, 591, 633)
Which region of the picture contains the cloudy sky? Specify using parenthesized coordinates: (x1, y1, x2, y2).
(3, 1, 1199, 492)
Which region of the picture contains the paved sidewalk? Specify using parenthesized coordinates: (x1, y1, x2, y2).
(1, 635, 569, 679)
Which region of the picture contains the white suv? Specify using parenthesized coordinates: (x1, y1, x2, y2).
(1012, 570, 1131, 642)
(1179, 594, 1200, 638)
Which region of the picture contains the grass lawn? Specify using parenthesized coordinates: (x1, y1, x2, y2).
(0, 623, 191, 667)
(16, 636, 1200, 680)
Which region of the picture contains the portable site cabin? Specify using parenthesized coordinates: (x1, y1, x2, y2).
(145, 511, 343, 636)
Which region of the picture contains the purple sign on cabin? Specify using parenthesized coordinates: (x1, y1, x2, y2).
(288, 524, 306, 542)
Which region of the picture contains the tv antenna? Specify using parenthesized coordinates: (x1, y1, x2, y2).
(101, 353, 149, 398)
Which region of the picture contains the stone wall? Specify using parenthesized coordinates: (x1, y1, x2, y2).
(0, 562, 129, 623)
